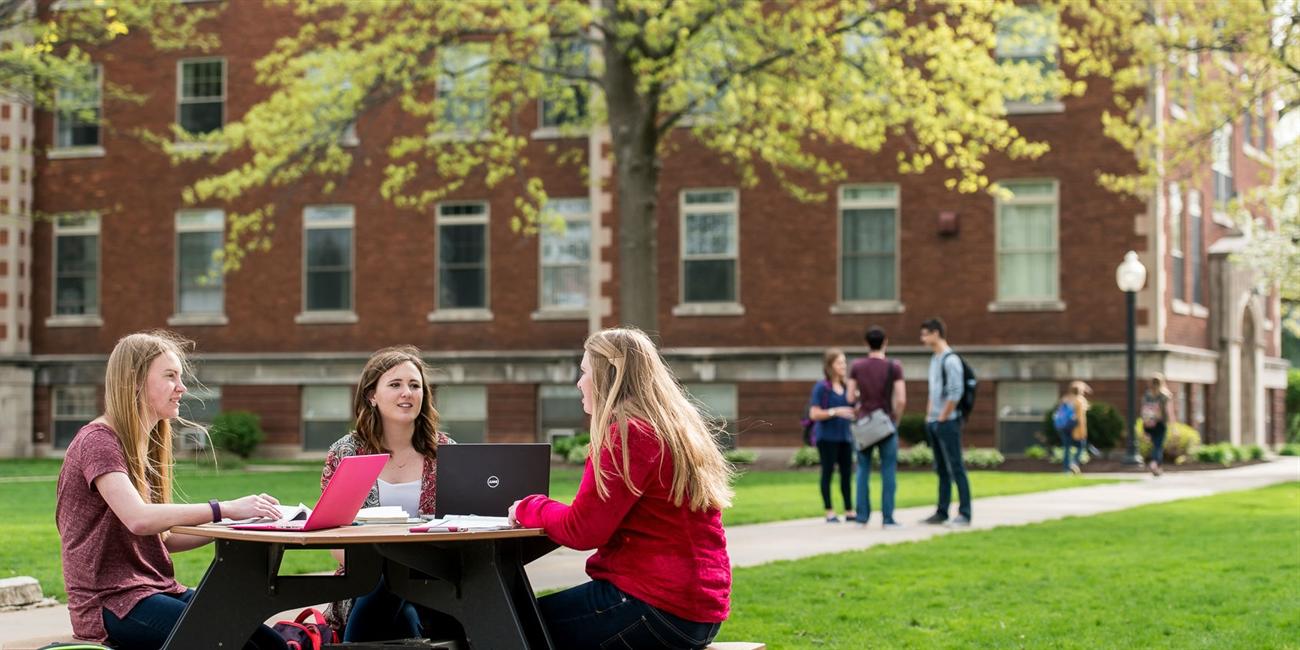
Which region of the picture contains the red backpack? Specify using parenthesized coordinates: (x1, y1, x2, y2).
(272, 608, 338, 650)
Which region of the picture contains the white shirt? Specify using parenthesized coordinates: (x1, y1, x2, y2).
(375, 478, 421, 517)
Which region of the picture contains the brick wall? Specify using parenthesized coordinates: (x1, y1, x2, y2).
(486, 383, 537, 443)
(222, 385, 301, 445)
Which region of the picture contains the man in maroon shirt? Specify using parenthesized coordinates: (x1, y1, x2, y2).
(847, 326, 906, 528)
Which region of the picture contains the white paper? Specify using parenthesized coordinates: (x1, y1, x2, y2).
(422, 515, 512, 530)
(214, 503, 311, 526)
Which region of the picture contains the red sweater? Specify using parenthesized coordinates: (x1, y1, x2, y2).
(515, 419, 731, 623)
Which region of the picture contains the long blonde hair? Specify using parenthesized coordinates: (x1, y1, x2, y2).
(351, 345, 441, 457)
(1148, 372, 1173, 399)
(584, 327, 734, 511)
(103, 330, 195, 504)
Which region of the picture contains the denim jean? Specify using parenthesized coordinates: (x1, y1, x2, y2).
(855, 432, 898, 524)
(537, 579, 720, 650)
(102, 589, 287, 650)
(1148, 422, 1167, 466)
(1058, 432, 1085, 472)
(816, 439, 854, 511)
(343, 574, 462, 643)
(927, 419, 972, 520)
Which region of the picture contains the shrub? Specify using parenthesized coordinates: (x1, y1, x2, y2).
(789, 445, 820, 468)
(1288, 369, 1300, 443)
(1038, 400, 1124, 451)
(1243, 444, 1266, 461)
(1050, 446, 1090, 465)
(897, 442, 934, 467)
(897, 413, 927, 445)
(551, 432, 589, 459)
(1279, 442, 1300, 456)
(565, 442, 590, 465)
(1024, 444, 1048, 460)
(209, 410, 265, 459)
(964, 448, 1005, 469)
(1137, 421, 1201, 463)
(1193, 442, 1237, 466)
(723, 449, 757, 465)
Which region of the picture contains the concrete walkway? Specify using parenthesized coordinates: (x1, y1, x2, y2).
(4, 457, 1297, 643)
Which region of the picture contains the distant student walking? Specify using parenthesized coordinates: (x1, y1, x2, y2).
(810, 348, 857, 523)
(1141, 373, 1178, 476)
(1053, 381, 1091, 474)
(920, 318, 972, 527)
(847, 326, 905, 528)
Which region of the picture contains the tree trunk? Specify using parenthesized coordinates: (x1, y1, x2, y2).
(601, 8, 662, 333)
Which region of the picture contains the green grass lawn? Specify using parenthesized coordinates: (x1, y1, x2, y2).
(1, 460, 1112, 603)
(717, 483, 1300, 649)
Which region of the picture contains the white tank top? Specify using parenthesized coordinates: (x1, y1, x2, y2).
(375, 478, 421, 517)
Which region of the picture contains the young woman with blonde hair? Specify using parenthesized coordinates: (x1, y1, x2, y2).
(55, 331, 286, 649)
(320, 345, 458, 641)
(508, 327, 733, 649)
(1056, 381, 1091, 474)
(1141, 373, 1178, 476)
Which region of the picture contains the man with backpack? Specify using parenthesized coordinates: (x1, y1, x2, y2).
(920, 317, 973, 527)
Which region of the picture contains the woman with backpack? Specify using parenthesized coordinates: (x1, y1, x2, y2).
(809, 348, 858, 523)
(55, 331, 288, 650)
(1141, 373, 1178, 476)
(1053, 381, 1091, 474)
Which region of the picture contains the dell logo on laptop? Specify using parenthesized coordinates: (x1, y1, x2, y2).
(486, 475, 500, 488)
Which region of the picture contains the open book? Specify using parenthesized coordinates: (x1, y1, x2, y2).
(215, 503, 311, 526)
(354, 506, 414, 524)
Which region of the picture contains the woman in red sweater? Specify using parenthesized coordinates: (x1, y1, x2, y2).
(508, 327, 733, 649)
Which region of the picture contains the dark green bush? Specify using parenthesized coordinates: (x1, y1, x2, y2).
(897, 442, 934, 467)
(1024, 444, 1048, 460)
(897, 413, 927, 445)
(1037, 401, 1123, 450)
(1288, 369, 1300, 443)
(551, 432, 589, 459)
(1279, 442, 1300, 456)
(209, 410, 265, 459)
(1137, 421, 1201, 463)
(789, 446, 820, 468)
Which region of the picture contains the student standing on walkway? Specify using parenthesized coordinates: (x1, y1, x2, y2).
(508, 327, 732, 650)
(1054, 381, 1091, 474)
(810, 348, 858, 523)
(55, 331, 287, 650)
(920, 318, 972, 527)
(847, 326, 905, 528)
(1141, 373, 1178, 476)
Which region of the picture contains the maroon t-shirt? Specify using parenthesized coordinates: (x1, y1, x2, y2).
(849, 356, 904, 419)
(56, 422, 186, 642)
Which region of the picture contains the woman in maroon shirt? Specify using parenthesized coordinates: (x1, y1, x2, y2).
(55, 331, 286, 649)
(508, 327, 733, 649)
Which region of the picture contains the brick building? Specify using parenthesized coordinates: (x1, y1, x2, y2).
(0, 4, 1288, 458)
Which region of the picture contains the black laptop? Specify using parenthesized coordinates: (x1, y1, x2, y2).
(434, 443, 551, 517)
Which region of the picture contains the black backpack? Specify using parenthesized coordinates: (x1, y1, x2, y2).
(939, 351, 978, 422)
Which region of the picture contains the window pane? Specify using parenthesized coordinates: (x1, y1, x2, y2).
(439, 268, 486, 309)
(1000, 203, 1054, 249)
(306, 228, 351, 267)
(842, 208, 895, 254)
(440, 224, 486, 264)
(180, 101, 223, 134)
(179, 231, 223, 314)
(182, 61, 223, 99)
(304, 420, 351, 451)
(56, 234, 97, 315)
(439, 202, 487, 218)
(684, 259, 736, 302)
(541, 220, 589, 265)
(178, 387, 222, 425)
(841, 185, 896, 203)
(684, 190, 735, 205)
(303, 386, 352, 419)
(684, 213, 734, 256)
(437, 385, 487, 419)
(843, 254, 895, 301)
(539, 385, 586, 434)
(542, 266, 588, 308)
(307, 270, 351, 311)
(683, 383, 738, 419)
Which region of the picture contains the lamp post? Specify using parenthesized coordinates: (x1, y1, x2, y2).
(1116, 251, 1147, 465)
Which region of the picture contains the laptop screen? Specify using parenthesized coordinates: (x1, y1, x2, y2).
(434, 443, 551, 517)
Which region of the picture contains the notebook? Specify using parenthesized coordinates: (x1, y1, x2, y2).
(433, 443, 550, 518)
(231, 453, 389, 531)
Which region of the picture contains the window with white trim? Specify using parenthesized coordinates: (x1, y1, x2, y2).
(178, 58, 225, 135)
(1188, 188, 1204, 305)
(52, 385, 96, 449)
(437, 202, 489, 310)
(306, 55, 359, 145)
(176, 209, 224, 315)
(996, 180, 1059, 302)
(539, 40, 589, 129)
(1212, 125, 1234, 206)
(437, 385, 487, 443)
(437, 44, 489, 134)
(680, 189, 739, 304)
(996, 382, 1057, 454)
(53, 213, 99, 316)
(1169, 184, 1185, 303)
(303, 205, 354, 313)
(539, 198, 590, 310)
(684, 382, 738, 446)
(538, 384, 585, 442)
(995, 4, 1059, 105)
(1244, 97, 1267, 151)
(839, 184, 898, 303)
(54, 64, 101, 149)
(302, 385, 352, 451)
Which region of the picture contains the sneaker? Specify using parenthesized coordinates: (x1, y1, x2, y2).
(945, 515, 971, 527)
(882, 520, 902, 529)
(921, 513, 948, 525)
(825, 515, 841, 523)
(1069, 463, 1081, 475)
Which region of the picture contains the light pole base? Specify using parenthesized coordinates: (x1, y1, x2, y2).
(1121, 451, 1143, 465)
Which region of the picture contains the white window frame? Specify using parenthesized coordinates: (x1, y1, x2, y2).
(674, 188, 743, 316)
(46, 212, 102, 327)
(430, 201, 492, 322)
(1168, 183, 1188, 314)
(170, 209, 227, 325)
(833, 183, 902, 314)
(534, 39, 590, 137)
(52, 385, 97, 449)
(176, 57, 226, 136)
(1188, 187, 1206, 313)
(296, 205, 356, 324)
(305, 58, 360, 147)
(436, 44, 490, 138)
(534, 197, 591, 319)
(991, 179, 1062, 310)
(301, 385, 353, 450)
(995, 4, 1064, 114)
(51, 63, 104, 158)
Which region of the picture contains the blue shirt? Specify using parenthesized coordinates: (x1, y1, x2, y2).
(927, 351, 964, 422)
(810, 380, 853, 443)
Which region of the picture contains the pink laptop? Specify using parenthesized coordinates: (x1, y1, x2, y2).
(232, 453, 389, 531)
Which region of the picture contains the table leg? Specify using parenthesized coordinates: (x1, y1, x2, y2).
(164, 540, 383, 649)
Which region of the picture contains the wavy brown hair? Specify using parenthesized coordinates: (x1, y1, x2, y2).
(351, 345, 441, 457)
(585, 327, 733, 512)
(103, 330, 197, 504)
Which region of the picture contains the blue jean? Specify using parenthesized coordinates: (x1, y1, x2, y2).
(1059, 432, 1085, 472)
(102, 589, 287, 650)
(1147, 422, 1167, 466)
(855, 433, 898, 523)
(344, 574, 423, 642)
(537, 579, 720, 650)
(927, 419, 972, 520)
